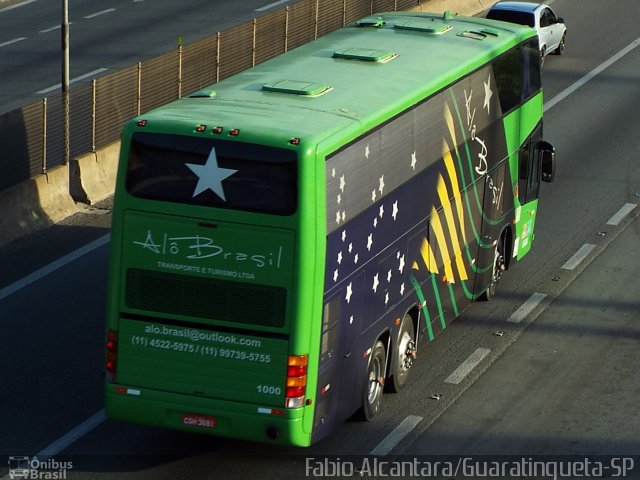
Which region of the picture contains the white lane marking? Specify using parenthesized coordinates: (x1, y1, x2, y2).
(36, 409, 107, 457)
(444, 348, 490, 385)
(84, 8, 116, 19)
(39, 25, 61, 33)
(255, 0, 289, 12)
(561, 243, 597, 271)
(0, 36, 26, 48)
(0, 0, 38, 13)
(545, 37, 640, 112)
(606, 203, 637, 226)
(37, 67, 108, 94)
(508, 292, 547, 324)
(369, 415, 423, 456)
(39, 23, 73, 34)
(0, 234, 110, 301)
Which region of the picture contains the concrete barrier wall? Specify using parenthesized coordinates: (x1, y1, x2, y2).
(0, 0, 492, 248)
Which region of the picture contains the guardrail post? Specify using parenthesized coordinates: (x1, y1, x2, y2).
(137, 62, 142, 116)
(178, 36, 183, 99)
(284, 6, 290, 52)
(42, 97, 47, 174)
(252, 19, 257, 67)
(91, 79, 97, 152)
(314, 0, 319, 39)
(216, 32, 221, 83)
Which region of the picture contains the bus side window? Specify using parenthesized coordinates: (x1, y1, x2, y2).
(518, 127, 543, 204)
(320, 297, 340, 362)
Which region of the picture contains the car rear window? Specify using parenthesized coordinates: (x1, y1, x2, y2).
(486, 10, 535, 28)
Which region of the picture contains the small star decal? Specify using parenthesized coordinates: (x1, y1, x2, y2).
(378, 175, 385, 195)
(346, 282, 353, 303)
(372, 274, 379, 293)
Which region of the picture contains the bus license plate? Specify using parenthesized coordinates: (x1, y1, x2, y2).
(182, 413, 217, 429)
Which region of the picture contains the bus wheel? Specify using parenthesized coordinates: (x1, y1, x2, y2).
(361, 341, 386, 421)
(481, 238, 506, 301)
(389, 315, 416, 393)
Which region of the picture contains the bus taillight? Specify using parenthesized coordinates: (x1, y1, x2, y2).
(285, 355, 308, 408)
(105, 330, 118, 375)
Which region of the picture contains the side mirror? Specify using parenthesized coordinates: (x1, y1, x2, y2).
(538, 141, 555, 183)
(557, 17, 565, 24)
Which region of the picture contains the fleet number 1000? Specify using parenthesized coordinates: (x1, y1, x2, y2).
(257, 385, 282, 395)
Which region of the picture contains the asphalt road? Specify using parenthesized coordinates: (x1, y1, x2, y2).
(0, 0, 296, 113)
(1, 0, 640, 479)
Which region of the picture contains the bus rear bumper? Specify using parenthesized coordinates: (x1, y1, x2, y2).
(105, 383, 311, 446)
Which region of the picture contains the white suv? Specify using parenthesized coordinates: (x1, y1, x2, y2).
(486, 2, 567, 63)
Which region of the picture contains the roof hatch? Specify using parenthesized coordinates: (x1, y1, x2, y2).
(188, 89, 216, 98)
(354, 16, 385, 28)
(332, 47, 397, 63)
(262, 79, 332, 96)
(394, 19, 452, 34)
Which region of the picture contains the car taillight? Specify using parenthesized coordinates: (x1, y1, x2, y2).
(285, 354, 308, 408)
(105, 330, 118, 376)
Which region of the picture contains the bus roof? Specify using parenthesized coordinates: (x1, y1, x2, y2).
(137, 11, 536, 149)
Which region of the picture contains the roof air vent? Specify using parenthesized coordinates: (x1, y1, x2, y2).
(355, 16, 385, 28)
(188, 89, 216, 98)
(457, 31, 487, 40)
(394, 19, 452, 34)
(332, 48, 397, 63)
(262, 80, 332, 97)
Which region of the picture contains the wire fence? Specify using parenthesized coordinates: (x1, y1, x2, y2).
(0, 0, 421, 192)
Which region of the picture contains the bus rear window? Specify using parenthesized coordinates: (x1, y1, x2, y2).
(126, 133, 297, 215)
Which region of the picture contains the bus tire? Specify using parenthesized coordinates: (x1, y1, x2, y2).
(360, 340, 386, 421)
(388, 314, 416, 393)
(481, 236, 506, 301)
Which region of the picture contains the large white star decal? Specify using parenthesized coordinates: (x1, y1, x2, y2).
(186, 147, 237, 201)
(346, 282, 353, 303)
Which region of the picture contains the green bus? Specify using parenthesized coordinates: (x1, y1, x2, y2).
(105, 11, 555, 446)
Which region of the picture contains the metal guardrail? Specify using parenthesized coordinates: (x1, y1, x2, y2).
(0, 0, 420, 192)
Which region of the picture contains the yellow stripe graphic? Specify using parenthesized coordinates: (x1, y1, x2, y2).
(444, 103, 457, 149)
(430, 205, 455, 283)
(443, 139, 468, 245)
(420, 237, 439, 274)
(437, 174, 468, 282)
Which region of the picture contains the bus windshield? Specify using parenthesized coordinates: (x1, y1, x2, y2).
(126, 133, 298, 215)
